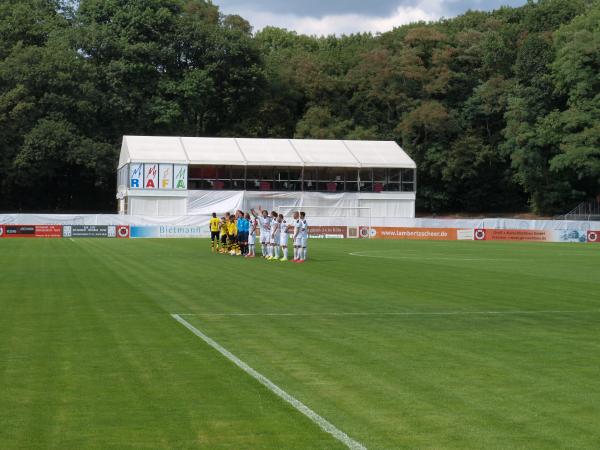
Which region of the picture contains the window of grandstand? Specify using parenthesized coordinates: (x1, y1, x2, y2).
(401, 168, 415, 192)
(303, 168, 318, 191)
(274, 168, 302, 191)
(359, 169, 373, 192)
(317, 168, 346, 192)
(187, 165, 416, 193)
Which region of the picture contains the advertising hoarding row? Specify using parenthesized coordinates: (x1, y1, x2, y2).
(0, 225, 130, 238)
(361, 227, 599, 243)
(1, 224, 598, 242)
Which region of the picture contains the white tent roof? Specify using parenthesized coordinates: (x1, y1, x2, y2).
(291, 139, 359, 167)
(119, 136, 416, 169)
(181, 137, 242, 165)
(342, 140, 416, 168)
(118, 136, 187, 168)
(237, 138, 303, 166)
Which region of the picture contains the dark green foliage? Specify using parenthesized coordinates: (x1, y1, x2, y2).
(0, 0, 598, 213)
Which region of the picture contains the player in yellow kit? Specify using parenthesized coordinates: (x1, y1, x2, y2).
(227, 215, 240, 255)
(219, 217, 228, 253)
(209, 212, 220, 252)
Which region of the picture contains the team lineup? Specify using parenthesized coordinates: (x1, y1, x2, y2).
(209, 207, 309, 262)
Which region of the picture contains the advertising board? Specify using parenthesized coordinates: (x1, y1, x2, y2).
(364, 227, 458, 240)
(34, 225, 62, 238)
(308, 226, 347, 238)
(474, 228, 588, 243)
(2, 225, 36, 237)
(63, 225, 117, 238)
(130, 225, 202, 238)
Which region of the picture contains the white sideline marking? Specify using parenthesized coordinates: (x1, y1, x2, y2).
(171, 314, 366, 450)
(176, 310, 600, 317)
(348, 250, 506, 262)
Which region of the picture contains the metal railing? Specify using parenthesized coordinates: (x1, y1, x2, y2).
(562, 200, 600, 221)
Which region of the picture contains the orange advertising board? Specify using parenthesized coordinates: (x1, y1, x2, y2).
(474, 228, 552, 242)
(368, 227, 458, 240)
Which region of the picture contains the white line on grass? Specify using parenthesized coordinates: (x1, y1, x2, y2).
(176, 310, 600, 317)
(171, 313, 367, 450)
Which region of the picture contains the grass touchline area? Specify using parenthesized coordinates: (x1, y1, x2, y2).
(1, 238, 598, 449)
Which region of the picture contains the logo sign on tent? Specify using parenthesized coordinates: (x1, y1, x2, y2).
(130, 163, 143, 189)
(159, 164, 173, 189)
(144, 163, 159, 189)
(128, 163, 187, 190)
(174, 165, 187, 190)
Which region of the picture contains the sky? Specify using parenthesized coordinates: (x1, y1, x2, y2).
(216, 0, 527, 36)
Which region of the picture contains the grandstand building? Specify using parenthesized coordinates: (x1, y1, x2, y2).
(117, 136, 417, 222)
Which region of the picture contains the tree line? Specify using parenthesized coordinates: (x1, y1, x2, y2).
(0, 0, 598, 214)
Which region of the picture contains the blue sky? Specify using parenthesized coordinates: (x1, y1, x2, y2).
(216, 0, 526, 35)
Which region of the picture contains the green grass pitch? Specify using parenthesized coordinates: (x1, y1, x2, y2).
(1, 238, 599, 449)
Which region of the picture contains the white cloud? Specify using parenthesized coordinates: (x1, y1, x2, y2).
(224, 0, 448, 36)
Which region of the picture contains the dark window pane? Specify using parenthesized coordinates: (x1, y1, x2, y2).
(345, 182, 359, 192)
(261, 167, 273, 181)
(373, 168, 386, 182)
(402, 182, 415, 192)
(388, 169, 400, 183)
(359, 182, 373, 192)
(359, 169, 372, 182)
(303, 168, 317, 191)
(318, 167, 345, 182)
(231, 166, 245, 179)
(401, 168, 415, 182)
(246, 179, 261, 191)
(216, 166, 230, 180)
(345, 169, 358, 181)
(273, 167, 286, 190)
(317, 181, 343, 192)
(289, 168, 302, 180)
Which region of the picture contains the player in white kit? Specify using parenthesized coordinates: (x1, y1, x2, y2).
(251, 207, 271, 258)
(246, 213, 257, 258)
(292, 211, 303, 262)
(269, 211, 280, 260)
(278, 214, 289, 261)
(299, 211, 308, 262)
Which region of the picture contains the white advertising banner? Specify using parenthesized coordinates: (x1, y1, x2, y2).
(159, 164, 173, 190)
(457, 229, 475, 240)
(129, 163, 144, 189)
(144, 163, 159, 189)
(174, 165, 187, 190)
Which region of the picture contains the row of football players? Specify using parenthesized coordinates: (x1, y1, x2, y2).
(209, 207, 309, 262)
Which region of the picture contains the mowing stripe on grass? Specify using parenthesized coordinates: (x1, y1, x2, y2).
(349, 251, 507, 262)
(171, 314, 366, 450)
(176, 310, 600, 317)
